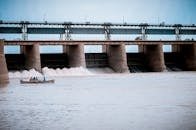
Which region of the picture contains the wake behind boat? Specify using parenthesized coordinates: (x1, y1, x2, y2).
(20, 77, 55, 84)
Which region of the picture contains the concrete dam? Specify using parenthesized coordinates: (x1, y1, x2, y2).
(0, 21, 196, 83)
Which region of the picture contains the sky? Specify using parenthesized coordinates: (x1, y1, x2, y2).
(0, 0, 196, 53)
(0, 0, 196, 24)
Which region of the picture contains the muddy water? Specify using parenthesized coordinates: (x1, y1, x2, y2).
(0, 72, 196, 130)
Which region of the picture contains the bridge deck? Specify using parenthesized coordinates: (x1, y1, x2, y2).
(1, 21, 196, 35)
(3, 40, 196, 45)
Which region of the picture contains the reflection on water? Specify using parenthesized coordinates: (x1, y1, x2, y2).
(0, 72, 196, 130)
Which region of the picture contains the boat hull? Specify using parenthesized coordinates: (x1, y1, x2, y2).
(20, 80, 55, 84)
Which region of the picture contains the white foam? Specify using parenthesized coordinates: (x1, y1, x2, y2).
(42, 67, 93, 77)
(9, 69, 43, 79)
(9, 67, 93, 79)
(88, 68, 115, 74)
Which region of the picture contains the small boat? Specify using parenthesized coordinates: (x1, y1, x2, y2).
(20, 78, 54, 84)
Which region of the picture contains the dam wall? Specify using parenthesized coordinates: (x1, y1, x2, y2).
(1, 40, 196, 84)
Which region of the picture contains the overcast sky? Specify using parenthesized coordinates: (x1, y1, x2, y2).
(0, 0, 196, 24)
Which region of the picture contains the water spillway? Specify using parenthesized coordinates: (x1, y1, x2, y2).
(126, 53, 150, 72)
(85, 53, 108, 68)
(5, 54, 25, 70)
(41, 54, 68, 69)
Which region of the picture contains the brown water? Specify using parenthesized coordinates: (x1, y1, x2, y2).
(0, 72, 196, 130)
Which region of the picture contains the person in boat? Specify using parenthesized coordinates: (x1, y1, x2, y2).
(29, 77, 38, 81)
(29, 77, 33, 81)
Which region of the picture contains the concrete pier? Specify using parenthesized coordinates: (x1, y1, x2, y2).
(67, 44, 86, 67)
(63, 45, 66, 53)
(107, 44, 129, 73)
(20, 46, 24, 54)
(23, 44, 41, 72)
(138, 45, 144, 53)
(172, 45, 181, 52)
(180, 44, 196, 70)
(143, 44, 166, 72)
(0, 40, 9, 84)
(171, 44, 196, 70)
(102, 45, 107, 53)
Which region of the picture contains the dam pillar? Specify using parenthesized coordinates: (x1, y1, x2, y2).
(171, 44, 196, 70)
(63, 45, 66, 53)
(0, 40, 9, 84)
(24, 44, 41, 72)
(172, 44, 181, 52)
(143, 44, 166, 72)
(139, 45, 144, 53)
(67, 44, 86, 67)
(180, 44, 196, 70)
(20, 46, 24, 54)
(102, 45, 108, 53)
(107, 44, 129, 73)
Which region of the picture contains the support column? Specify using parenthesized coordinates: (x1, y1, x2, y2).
(143, 44, 166, 72)
(20, 46, 24, 54)
(67, 44, 86, 67)
(102, 45, 107, 53)
(180, 44, 196, 70)
(24, 44, 41, 72)
(172, 44, 181, 52)
(107, 44, 129, 73)
(138, 45, 144, 53)
(0, 40, 9, 84)
(63, 45, 66, 53)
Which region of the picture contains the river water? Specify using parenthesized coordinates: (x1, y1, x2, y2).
(0, 72, 196, 130)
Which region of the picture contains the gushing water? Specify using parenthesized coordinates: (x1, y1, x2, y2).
(9, 66, 179, 79)
(8, 67, 94, 79)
